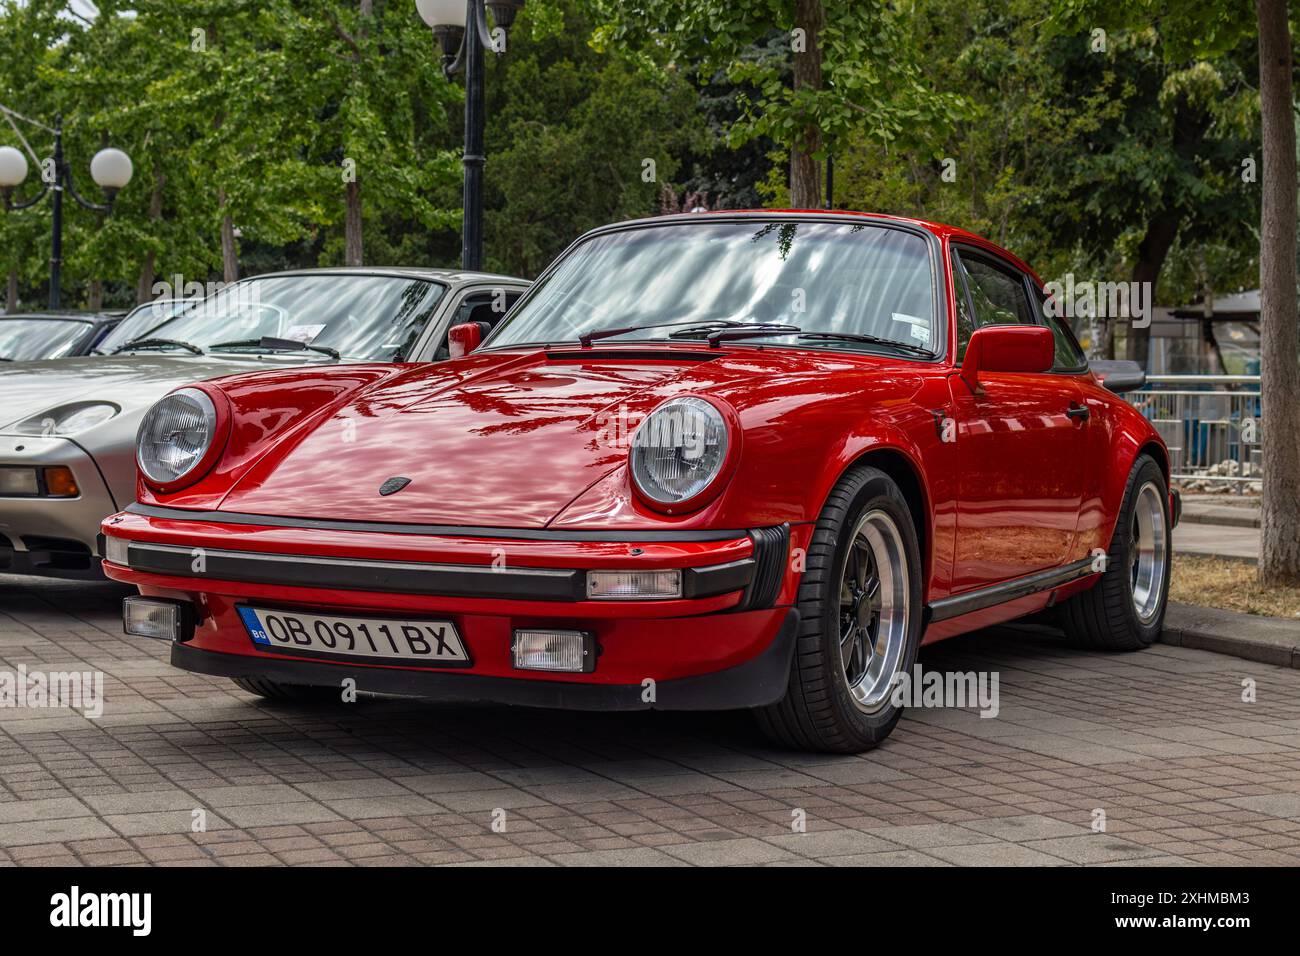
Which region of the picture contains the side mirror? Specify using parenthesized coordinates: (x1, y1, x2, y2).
(448, 322, 483, 358)
(960, 325, 1054, 393)
(1089, 359, 1146, 393)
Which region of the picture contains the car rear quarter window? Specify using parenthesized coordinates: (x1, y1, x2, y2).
(1026, 283, 1089, 371)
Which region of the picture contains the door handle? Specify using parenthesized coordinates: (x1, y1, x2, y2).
(1067, 403, 1090, 422)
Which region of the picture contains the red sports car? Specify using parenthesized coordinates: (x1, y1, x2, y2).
(102, 212, 1176, 753)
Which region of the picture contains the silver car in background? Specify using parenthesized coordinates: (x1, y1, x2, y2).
(0, 267, 527, 578)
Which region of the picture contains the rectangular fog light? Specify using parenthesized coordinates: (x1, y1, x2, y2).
(104, 535, 130, 566)
(513, 629, 594, 673)
(0, 467, 39, 496)
(123, 596, 195, 643)
(586, 569, 682, 600)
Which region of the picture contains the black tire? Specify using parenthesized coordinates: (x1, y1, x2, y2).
(1059, 454, 1171, 651)
(231, 676, 345, 703)
(756, 466, 924, 753)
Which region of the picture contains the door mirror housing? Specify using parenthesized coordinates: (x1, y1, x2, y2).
(960, 325, 1054, 392)
(448, 322, 484, 358)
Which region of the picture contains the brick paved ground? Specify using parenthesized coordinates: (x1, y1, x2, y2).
(2, 573, 1299, 867)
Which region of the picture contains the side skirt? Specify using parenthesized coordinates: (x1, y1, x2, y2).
(926, 558, 1097, 624)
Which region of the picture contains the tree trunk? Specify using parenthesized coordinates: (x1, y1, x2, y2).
(345, 179, 363, 266)
(219, 197, 239, 283)
(88, 279, 103, 310)
(340, 0, 372, 266)
(136, 165, 166, 303)
(1256, 0, 1300, 585)
(1100, 318, 1116, 360)
(790, 0, 824, 209)
(1127, 213, 1179, 367)
(5, 266, 16, 314)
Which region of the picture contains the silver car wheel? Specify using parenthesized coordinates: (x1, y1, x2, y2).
(1129, 480, 1168, 624)
(838, 508, 911, 714)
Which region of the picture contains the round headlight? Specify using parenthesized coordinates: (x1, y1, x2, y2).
(137, 388, 218, 486)
(629, 397, 732, 509)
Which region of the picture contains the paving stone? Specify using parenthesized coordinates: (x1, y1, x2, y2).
(763, 829, 901, 858)
(1020, 835, 1165, 864)
(864, 823, 999, 849)
(662, 837, 799, 866)
(964, 814, 1089, 842)
(927, 841, 1071, 866)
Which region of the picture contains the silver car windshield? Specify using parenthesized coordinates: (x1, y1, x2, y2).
(116, 274, 447, 361)
(488, 221, 939, 354)
(94, 300, 197, 354)
(0, 319, 92, 361)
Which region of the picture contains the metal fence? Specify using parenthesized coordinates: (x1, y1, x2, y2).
(1124, 375, 1262, 489)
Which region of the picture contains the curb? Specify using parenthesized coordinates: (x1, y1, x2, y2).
(1160, 602, 1300, 669)
(1174, 547, 1258, 566)
(1179, 510, 1261, 529)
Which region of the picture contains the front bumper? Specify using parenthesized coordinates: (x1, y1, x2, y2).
(170, 610, 800, 711)
(0, 435, 117, 578)
(101, 506, 803, 710)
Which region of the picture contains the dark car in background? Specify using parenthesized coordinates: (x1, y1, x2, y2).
(0, 310, 127, 361)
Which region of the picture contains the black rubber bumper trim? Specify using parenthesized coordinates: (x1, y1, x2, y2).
(171, 608, 800, 712)
(119, 540, 758, 603)
(125, 502, 749, 543)
(124, 541, 583, 601)
(738, 524, 790, 610)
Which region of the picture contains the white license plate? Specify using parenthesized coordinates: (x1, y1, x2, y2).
(236, 606, 470, 666)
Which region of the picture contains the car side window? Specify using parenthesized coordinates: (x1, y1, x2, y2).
(953, 249, 1035, 361)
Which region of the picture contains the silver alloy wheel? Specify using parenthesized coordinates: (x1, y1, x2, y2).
(838, 508, 910, 713)
(1129, 480, 1168, 624)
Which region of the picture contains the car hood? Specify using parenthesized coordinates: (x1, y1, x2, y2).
(0, 353, 327, 434)
(219, 348, 785, 528)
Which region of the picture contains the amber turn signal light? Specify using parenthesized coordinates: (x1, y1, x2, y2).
(43, 466, 79, 497)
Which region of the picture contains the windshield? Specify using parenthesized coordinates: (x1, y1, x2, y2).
(489, 220, 940, 354)
(116, 274, 446, 360)
(0, 319, 92, 361)
(95, 300, 197, 354)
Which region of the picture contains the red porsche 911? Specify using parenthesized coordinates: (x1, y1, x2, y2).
(102, 211, 1176, 753)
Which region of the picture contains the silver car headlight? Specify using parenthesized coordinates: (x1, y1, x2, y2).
(136, 388, 218, 486)
(10, 402, 120, 436)
(629, 396, 732, 509)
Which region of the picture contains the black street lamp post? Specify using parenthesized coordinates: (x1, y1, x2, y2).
(417, 0, 524, 271)
(0, 114, 133, 309)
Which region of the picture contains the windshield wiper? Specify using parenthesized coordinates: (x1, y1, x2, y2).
(796, 332, 935, 357)
(209, 336, 342, 360)
(111, 337, 204, 355)
(669, 323, 803, 348)
(577, 319, 753, 348)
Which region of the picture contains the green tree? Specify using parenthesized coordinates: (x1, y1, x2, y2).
(476, 0, 704, 277)
(293, 0, 460, 267)
(0, 1, 71, 310)
(591, 0, 962, 209)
